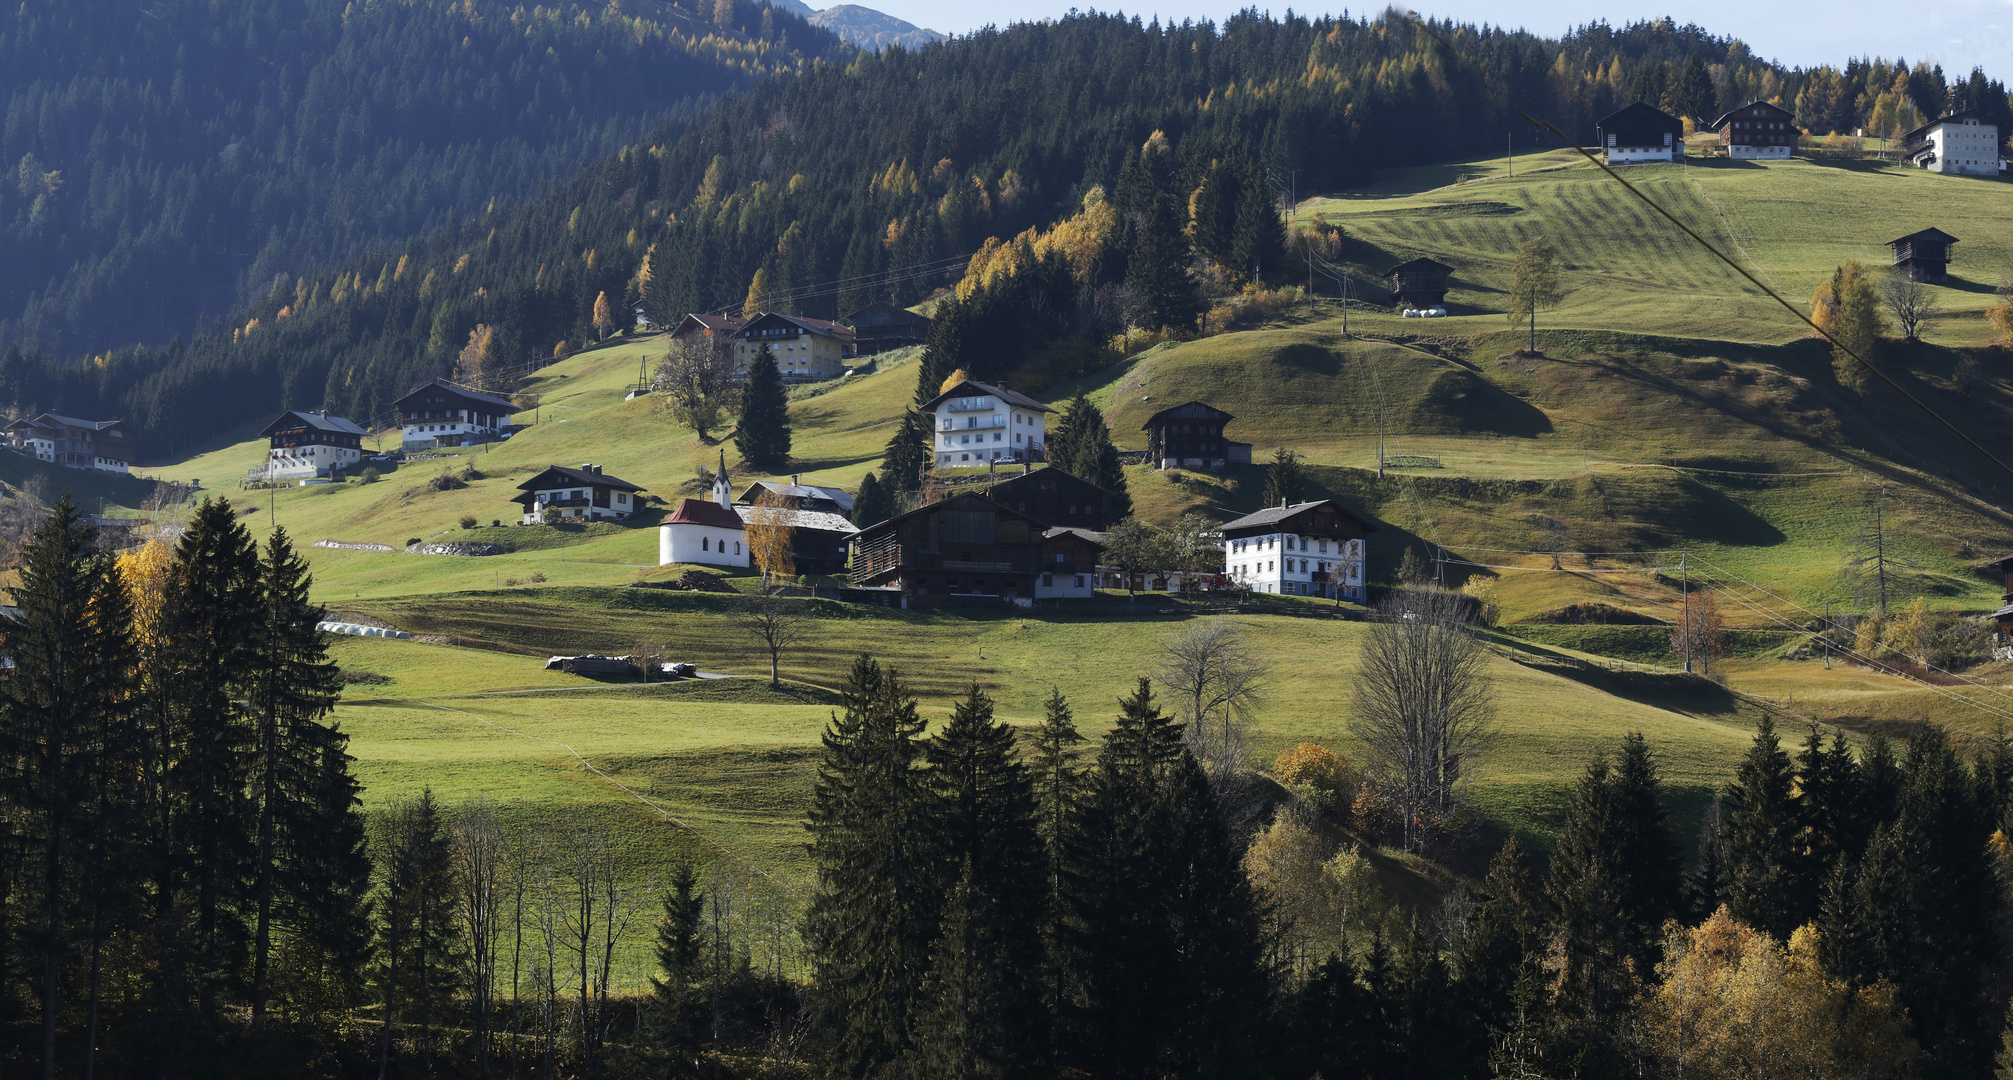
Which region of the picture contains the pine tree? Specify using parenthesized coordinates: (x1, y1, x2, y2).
(1284, 952, 1376, 1080)
(1721, 716, 1803, 939)
(0, 498, 137, 1078)
(1792, 725, 1862, 926)
(1028, 688, 1084, 1057)
(1230, 162, 1285, 285)
(1262, 447, 1305, 507)
(1050, 394, 1130, 520)
(246, 526, 345, 1027)
(909, 686, 1044, 1075)
(733, 344, 792, 471)
(851, 470, 897, 528)
(648, 861, 708, 1078)
(1123, 155, 1201, 331)
(805, 656, 936, 1079)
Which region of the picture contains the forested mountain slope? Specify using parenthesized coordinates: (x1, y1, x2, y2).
(0, 0, 846, 362)
(5, 10, 2005, 458)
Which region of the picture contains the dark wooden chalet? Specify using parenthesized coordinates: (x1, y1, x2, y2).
(1385, 258, 1453, 311)
(849, 491, 1070, 604)
(1710, 101, 1799, 159)
(1596, 101, 1684, 162)
(735, 477, 853, 516)
(1888, 228, 1959, 283)
(983, 466, 1115, 531)
(396, 379, 516, 449)
(511, 464, 646, 524)
(1142, 401, 1249, 472)
(846, 302, 932, 354)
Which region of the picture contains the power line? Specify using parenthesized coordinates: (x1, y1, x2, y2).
(1402, 10, 2013, 486)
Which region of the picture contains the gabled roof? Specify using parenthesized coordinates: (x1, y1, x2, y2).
(1597, 100, 1685, 130)
(735, 479, 855, 513)
(853, 489, 1047, 541)
(1902, 109, 1992, 144)
(739, 312, 856, 340)
(665, 499, 744, 529)
(734, 505, 859, 534)
(12, 413, 121, 433)
(1888, 228, 1959, 248)
(1218, 499, 1379, 534)
(671, 313, 748, 336)
(395, 378, 517, 413)
(1982, 552, 2013, 573)
(261, 409, 367, 437)
(1044, 526, 1106, 549)
(1385, 257, 1453, 276)
(984, 465, 1116, 502)
(1143, 401, 1235, 429)
(918, 378, 1055, 414)
(514, 465, 644, 493)
(1709, 100, 1796, 128)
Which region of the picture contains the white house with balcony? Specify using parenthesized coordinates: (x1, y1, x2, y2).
(1218, 499, 1377, 602)
(259, 409, 367, 482)
(1902, 110, 2004, 177)
(510, 463, 645, 524)
(920, 378, 1053, 467)
(396, 378, 517, 451)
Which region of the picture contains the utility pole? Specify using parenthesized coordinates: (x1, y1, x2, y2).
(1435, 547, 1446, 588)
(1822, 602, 1832, 670)
(1681, 553, 1692, 673)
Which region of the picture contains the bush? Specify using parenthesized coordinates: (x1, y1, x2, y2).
(358, 467, 380, 484)
(459, 515, 478, 529)
(430, 469, 467, 492)
(491, 519, 501, 527)
(458, 464, 483, 482)
(340, 670, 392, 686)
(504, 577, 520, 587)
(404, 537, 422, 548)
(529, 570, 547, 583)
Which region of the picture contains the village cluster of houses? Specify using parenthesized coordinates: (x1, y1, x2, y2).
(1593, 98, 2003, 175)
(660, 302, 932, 383)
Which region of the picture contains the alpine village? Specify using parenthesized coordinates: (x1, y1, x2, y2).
(0, 2, 2011, 1077)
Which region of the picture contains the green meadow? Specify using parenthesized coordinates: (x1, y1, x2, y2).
(82, 148, 2013, 896)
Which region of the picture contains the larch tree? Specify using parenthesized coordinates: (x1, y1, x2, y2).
(743, 486, 798, 587)
(1505, 236, 1564, 354)
(591, 291, 614, 341)
(1811, 260, 1887, 390)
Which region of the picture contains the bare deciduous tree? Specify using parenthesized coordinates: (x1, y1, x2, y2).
(1349, 587, 1496, 852)
(453, 801, 508, 1079)
(655, 335, 742, 441)
(734, 593, 807, 688)
(1156, 618, 1268, 832)
(1842, 490, 1918, 618)
(1880, 270, 1939, 342)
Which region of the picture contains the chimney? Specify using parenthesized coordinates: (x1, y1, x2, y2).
(791, 474, 799, 486)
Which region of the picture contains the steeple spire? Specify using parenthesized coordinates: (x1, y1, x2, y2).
(714, 449, 733, 509)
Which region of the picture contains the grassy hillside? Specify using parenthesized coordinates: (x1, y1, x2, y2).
(85, 146, 2013, 898)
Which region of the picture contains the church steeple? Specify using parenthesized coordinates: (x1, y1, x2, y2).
(713, 448, 733, 509)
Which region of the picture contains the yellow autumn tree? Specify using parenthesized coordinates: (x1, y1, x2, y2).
(1641, 907, 1918, 1079)
(1811, 260, 1886, 391)
(742, 268, 771, 319)
(592, 291, 614, 341)
(116, 539, 174, 655)
(1243, 809, 1338, 973)
(745, 486, 796, 587)
(456, 324, 496, 390)
(1990, 274, 2013, 348)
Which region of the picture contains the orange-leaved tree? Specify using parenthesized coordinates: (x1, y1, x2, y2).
(745, 486, 796, 588)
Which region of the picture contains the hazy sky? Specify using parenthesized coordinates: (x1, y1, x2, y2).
(870, 1, 2010, 83)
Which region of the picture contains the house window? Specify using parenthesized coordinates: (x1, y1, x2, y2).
(1074, 575, 1085, 588)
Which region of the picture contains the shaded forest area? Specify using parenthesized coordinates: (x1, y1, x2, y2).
(3, 9, 2009, 460)
(0, 0, 847, 363)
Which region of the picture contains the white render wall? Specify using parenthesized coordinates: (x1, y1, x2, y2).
(659, 522, 749, 567)
(267, 443, 360, 479)
(933, 394, 1046, 466)
(1223, 533, 1366, 601)
(1919, 120, 2001, 176)
(1034, 570, 1096, 598)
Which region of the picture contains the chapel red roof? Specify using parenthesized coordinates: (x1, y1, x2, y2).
(666, 499, 744, 529)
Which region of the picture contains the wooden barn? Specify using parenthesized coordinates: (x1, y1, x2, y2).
(1596, 101, 1685, 163)
(1385, 257, 1453, 311)
(849, 491, 1077, 606)
(983, 465, 1117, 531)
(846, 302, 932, 354)
(1887, 228, 1959, 283)
(1141, 401, 1251, 472)
(1709, 101, 1799, 160)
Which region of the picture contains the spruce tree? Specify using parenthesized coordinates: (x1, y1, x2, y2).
(1459, 834, 1546, 1038)
(1791, 725, 1861, 927)
(1124, 168, 1201, 332)
(734, 344, 792, 471)
(247, 526, 345, 1026)
(648, 861, 708, 1078)
(1067, 678, 1265, 1079)
(0, 498, 137, 1078)
(1546, 734, 1682, 1071)
(909, 685, 1044, 1075)
(1284, 952, 1376, 1080)
(1050, 394, 1130, 521)
(154, 496, 262, 1007)
(1262, 447, 1305, 507)
(1721, 716, 1802, 939)
(1230, 161, 1285, 285)
(851, 470, 897, 528)
(880, 410, 933, 494)
(805, 656, 935, 1079)
(374, 789, 464, 1075)
(1028, 688, 1084, 1058)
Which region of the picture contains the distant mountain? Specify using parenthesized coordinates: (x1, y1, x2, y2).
(804, 3, 948, 52)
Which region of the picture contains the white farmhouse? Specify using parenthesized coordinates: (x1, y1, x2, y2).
(1903, 110, 2004, 177)
(660, 469, 749, 567)
(921, 378, 1053, 467)
(259, 409, 367, 482)
(4, 413, 134, 474)
(511, 464, 645, 524)
(396, 378, 517, 451)
(1218, 499, 1377, 602)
